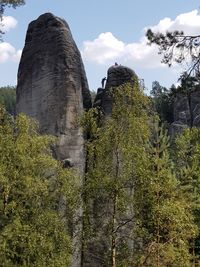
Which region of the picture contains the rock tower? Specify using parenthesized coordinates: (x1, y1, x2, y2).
(94, 64, 137, 116)
(16, 13, 92, 267)
(16, 12, 91, 172)
(16, 13, 139, 266)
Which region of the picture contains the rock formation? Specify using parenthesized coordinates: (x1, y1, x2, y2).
(16, 12, 91, 171)
(94, 64, 137, 116)
(83, 64, 138, 267)
(170, 89, 200, 135)
(16, 13, 139, 266)
(16, 13, 92, 267)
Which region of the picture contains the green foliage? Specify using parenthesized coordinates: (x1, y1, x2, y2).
(150, 81, 173, 123)
(133, 122, 196, 266)
(82, 81, 150, 266)
(82, 82, 196, 266)
(150, 74, 200, 126)
(0, 108, 78, 266)
(175, 127, 200, 264)
(0, 86, 16, 115)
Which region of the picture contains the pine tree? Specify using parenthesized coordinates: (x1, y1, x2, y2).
(175, 127, 200, 265)
(133, 122, 196, 267)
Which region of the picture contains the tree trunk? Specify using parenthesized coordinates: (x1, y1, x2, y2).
(111, 194, 117, 267)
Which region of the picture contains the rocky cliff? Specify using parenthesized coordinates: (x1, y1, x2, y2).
(16, 13, 92, 267)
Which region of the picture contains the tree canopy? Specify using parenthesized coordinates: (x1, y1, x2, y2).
(81, 82, 197, 266)
(0, 86, 16, 115)
(0, 107, 79, 266)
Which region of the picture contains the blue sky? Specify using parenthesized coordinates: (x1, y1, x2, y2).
(0, 0, 200, 92)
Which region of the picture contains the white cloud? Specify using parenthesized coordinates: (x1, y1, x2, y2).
(82, 32, 163, 69)
(146, 9, 200, 36)
(82, 32, 125, 64)
(0, 16, 17, 32)
(0, 42, 21, 63)
(0, 16, 21, 64)
(82, 9, 200, 69)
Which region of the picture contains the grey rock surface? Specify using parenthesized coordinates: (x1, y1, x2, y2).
(171, 88, 200, 135)
(94, 65, 137, 116)
(16, 13, 92, 267)
(16, 12, 91, 170)
(190, 90, 200, 127)
(173, 94, 191, 125)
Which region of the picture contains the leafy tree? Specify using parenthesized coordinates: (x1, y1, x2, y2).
(81, 81, 150, 267)
(0, 86, 16, 115)
(81, 81, 196, 266)
(0, 107, 78, 266)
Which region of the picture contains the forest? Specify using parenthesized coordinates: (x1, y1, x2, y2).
(1, 1, 200, 267)
(1, 79, 200, 266)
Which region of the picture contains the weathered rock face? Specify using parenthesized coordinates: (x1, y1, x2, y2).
(170, 89, 200, 135)
(94, 65, 137, 115)
(16, 13, 92, 267)
(16, 13, 91, 172)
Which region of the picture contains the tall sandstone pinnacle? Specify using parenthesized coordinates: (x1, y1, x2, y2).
(16, 12, 91, 171)
(16, 13, 92, 267)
